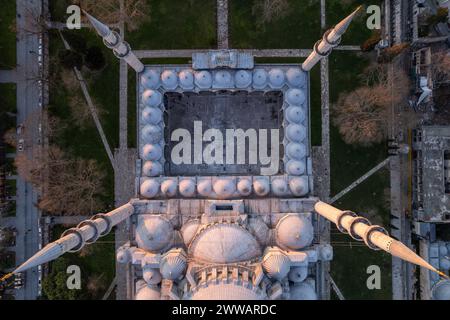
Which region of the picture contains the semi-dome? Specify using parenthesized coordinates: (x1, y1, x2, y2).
(190, 283, 266, 300)
(142, 266, 162, 284)
(439, 243, 448, 255)
(140, 179, 160, 198)
(116, 248, 130, 264)
(237, 179, 252, 196)
(286, 68, 306, 87)
(142, 107, 162, 125)
(178, 69, 194, 89)
(141, 125, 162, 143)
(253, 69, 268, 89)
(286, 89, 306, 106)
(142, 161, 163, 177)
(276, 214, 313, 250)
(288, 266, 308, 283)
(271, 178, 288, 196)
(440, 257, 450, 270)
(286, 142, 307, 160)
(289, 176, 309, 196)
(142, 89, 162, 107)
(141, 69, 160, 89)
(195, 71, 212, 89)
(286, 160, 306, 176)
(262, 251, 291, 280)
(247, 217, 270, 246)
(286, 123, 307, 142)
(179, 179, 196, 197)
(289, 282, 317, 300)
(135, 284, 161, 300)
(432, 280, 450, 300)
(161, 70, 178, 90)
(253, 179, 270, 196)
(197, 179, 213, 197)
(189, 224, 261, 263)
(268, 68, 285, 88)
(214, 70, 233, 87)
(135, 215, 173, 252)
(285, 106, 306, 123)
(235, 70, 252, 88)
(213, 179, 236, 199)
(180, 219, 200, 245)
(141, 144, 162, 161)
(160, 179, 178, 197)
(160, 253, 187, 280)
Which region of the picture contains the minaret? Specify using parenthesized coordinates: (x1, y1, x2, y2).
(84, 11, 144, 73)
(301, 6, 362, 72)
(0, 202, 135, 282)
(314, 201, 449, 279)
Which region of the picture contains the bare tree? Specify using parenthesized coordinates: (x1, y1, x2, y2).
(252, 0, 289, 26)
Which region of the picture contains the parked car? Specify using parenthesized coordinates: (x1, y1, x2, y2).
(17, 139, 24, 152)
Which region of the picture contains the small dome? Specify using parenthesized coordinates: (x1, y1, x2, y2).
(247, 217, 270, 246)
(433, 280, 450, 300)
(179, 179, 196, 197)
(195, 71, 212, 89)
(135, 215, 173, 252)
(142, 161, 163, 177)
(116, 248, 130, 264)
(197, 179, 213, 197)
(286, 160, 306, 176)
(440, 257, 450, 270)
(181, 220, 200, 245)
(285, 106, 306, 123)
(140, 179, 160, 198)
(160, 179, 178, 197)
(268, 68, 285, 88)
(253, 69, 268, 89)
(142, 266, 162, 285)
(288, 266, 308, 283)
(141, 144, 162, 161)
(276, 214, 314, 250)
(179, 69, 194, 89)
(135, 284, 161, 300)
(141, 125, 162, 143)
(141, 69, 160, 89)
(286, 89, 306, 105)
(289, 177, 309, 196)
(320, 245, 333, 261)
(142, 107, 162, 125)
(214, 70, 233, 87)
(286, 124, 307, 143)
(289, 282, 317, 300)
(142, 90, 162, 107)
(213, 179, 236, 199)
(161, 70, 178, 90)
(235, 70, 252, 88)
(286, 143, 306, 160)
(253, 179, 270, 196)
(262, 251, 291, 280)
(160, 253, 187, 280)
(440, 243, 448, 256)
(271, 178, 288, 196)
(286, 68, 306, 87)
(237, 179, 252, 196)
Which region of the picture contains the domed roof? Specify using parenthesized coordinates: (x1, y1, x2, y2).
(286, 89, 306, 105)
(286, 68, 306, 87)
(262, 251, 291, 280)
(320, 245, 333, 261)
(161, 70, 178, 90)
(440, 257, 450, 270)
(189, 224, 261, 263)
(135, 215, 173, 252)
(179, 69, 194, 89)
(253, 179, 270, 196)
(142, 161, 163, 177)
(142, 89, 162, 107)
(141, 125, 162, 143)
(286, 160, 306, 176)
(135, 284, 161, 300)
(142, 107, 162, 125)
(253, 69, 268, 89)
(276, 214, 314, 250)
(160, 252, 187, 280)
(247, 217, 270, 246)
(160, 179, 178, 197)
(271, 178, 288, 196)
(180, 219, 200, 245)
(214, 70, 233, 87)
(288, 266, 308, 283)
(190, 283, 265, 300)
(141, 144, 162, 161)
(286, 124, 306, 142)
(286, 142, 307, 160)
(268, 68, 285, 88)
(289, 282, 317, 300)
(141, 69, 160, 89)
(237, 179, 252, 196)
(235, 70, 252, 88)
(433, 280, 450, 300)
(140, 179, 160, 198)
(179, 179, 196, 197)
(289, 177, 309, 196)
(213, 179, 236, 199)
(197, 179, 213, 197)
(285, 106, 306, 123)
(116, 248, 130, 264)
(195, 71, 212, 89)
(142, 266, 162, 284)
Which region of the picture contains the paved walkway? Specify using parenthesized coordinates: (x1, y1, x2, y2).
(217, 0, 229, 49)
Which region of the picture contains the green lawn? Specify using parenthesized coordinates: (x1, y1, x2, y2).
(0, 0, 16, 69)
(0, 83, 17, 132)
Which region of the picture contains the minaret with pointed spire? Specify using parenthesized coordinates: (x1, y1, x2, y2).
(301, 6, 362, 72)
(84, 11, 144, 73)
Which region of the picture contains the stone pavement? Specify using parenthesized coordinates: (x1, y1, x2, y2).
(217, 0, 229, 49)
